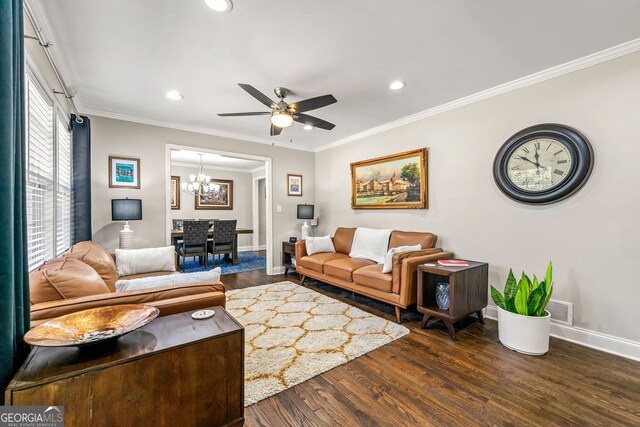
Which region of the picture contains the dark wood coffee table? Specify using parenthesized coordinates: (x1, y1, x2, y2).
(5, 307, 244, 427)
(417, 261, 488, 340)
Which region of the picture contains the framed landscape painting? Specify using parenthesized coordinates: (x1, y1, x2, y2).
(351, 148, 428, 209)
(287, 174, 303, 196)
(195, 179, 233, 210)
(170, 176, 180, 210)
(109, 156, 140, 189)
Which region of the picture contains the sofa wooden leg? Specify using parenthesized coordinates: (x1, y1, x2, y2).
(395, 307, 402, 323)
(300, 275, 306, 285)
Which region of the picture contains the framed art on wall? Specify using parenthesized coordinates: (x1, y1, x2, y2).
(170, 176, 180, 210)
(351, 148, 428, 209)
(195, 179, 233, 210)
(109, 156, 140, 189)
(287, 174, 303, 196)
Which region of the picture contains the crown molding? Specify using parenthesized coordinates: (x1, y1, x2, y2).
(170, 161, 257, 173)
(315, 37, 640, 152)
(81, 107, 316, 153)
(251, 165, 266, 174)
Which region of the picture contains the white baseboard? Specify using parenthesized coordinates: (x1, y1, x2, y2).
(485, 306, 640, 362)
(270, 266, 286, 275)
(238, 245, 267, 252)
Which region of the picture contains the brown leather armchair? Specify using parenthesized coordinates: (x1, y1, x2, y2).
(29, 241, 226, 326)
(295, 227, 453, 322)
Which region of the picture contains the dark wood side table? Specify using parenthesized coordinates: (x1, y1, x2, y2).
(5, 307, 244, 427)
(417, 261, 488, 340)
(283, 241, 296, 275)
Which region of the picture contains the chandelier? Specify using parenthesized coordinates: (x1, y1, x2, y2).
(180, 153, 215, 196)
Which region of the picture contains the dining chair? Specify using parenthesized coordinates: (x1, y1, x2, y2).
(178, 220, 210, 272)
(208, 220, 237, 265)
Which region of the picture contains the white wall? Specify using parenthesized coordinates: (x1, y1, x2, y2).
(170, 165, 253, 248)
(89, 116, 315, 273)
(258, 178, 267, 246)
(315, 52, 640, 344)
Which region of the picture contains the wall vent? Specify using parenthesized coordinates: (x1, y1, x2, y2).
(546, 299, 573, 326)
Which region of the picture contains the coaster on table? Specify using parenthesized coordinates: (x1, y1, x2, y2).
(191, 309, 215, 320)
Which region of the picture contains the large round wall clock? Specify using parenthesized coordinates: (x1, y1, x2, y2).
(493, 124, 594, 204)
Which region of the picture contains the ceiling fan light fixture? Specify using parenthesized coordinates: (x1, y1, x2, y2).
(389, 80, 406, 90)
(304, 125, 313, 130)
(204, 0, 233, 12)
(271, 112, 294, 128)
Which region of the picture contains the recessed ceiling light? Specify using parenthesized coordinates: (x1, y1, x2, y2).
(204, 0, 233, 12)
(389, 80, 406, 90)
(166, 90, 183, 101)
(304, 125, 313, 130)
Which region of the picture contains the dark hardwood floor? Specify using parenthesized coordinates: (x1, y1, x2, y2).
(221, 270, 640, 427)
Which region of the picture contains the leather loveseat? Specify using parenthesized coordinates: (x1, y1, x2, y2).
(295, 227, 453, 322)
(29, 241, 226, 326)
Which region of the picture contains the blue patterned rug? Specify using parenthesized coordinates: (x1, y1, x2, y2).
(182, 252, 266, 275)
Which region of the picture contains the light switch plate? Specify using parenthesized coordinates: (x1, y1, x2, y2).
(276, 205, 282, 213)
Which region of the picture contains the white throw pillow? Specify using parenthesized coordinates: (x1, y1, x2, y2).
(116, 246, 176, 277)
(116, 268, 221, 292)
(305, 235, 336, 256)
(382, 244, 422, 273)
(349, 228, 393, 264)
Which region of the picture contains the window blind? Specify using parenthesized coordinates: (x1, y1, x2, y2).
(25, 71, 74, 270)
(26, 75, 54, 270)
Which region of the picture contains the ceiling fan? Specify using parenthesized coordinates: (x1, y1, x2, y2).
(218, 84, 337, 136)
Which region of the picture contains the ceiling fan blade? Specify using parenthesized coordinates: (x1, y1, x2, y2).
(218, 112, 271, 117)
(294, 113, 335, 130)
(270, 123, 283, 136)
(238, 83, 279, 109)
(288, 94, 337, 113)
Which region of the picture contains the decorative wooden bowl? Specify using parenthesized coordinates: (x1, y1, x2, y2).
(24, 304, 160, 347)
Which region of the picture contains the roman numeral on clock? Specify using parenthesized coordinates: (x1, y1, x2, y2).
(522, 147, 530, 153)
(557, 160, 568, 164)
(553, 169, 565, 176)
(511, 165, 520, 170)
(534, 142, 541, 150)
(554, 150, 563, 156)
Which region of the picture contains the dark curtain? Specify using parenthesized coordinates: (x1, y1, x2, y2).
(70, 114, 92, 243)
(0, 0, 30, 403)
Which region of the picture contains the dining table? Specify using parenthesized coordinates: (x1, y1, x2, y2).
(170, 228, 254, 265)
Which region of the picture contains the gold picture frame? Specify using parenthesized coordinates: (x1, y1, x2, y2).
(195, 179, 233, 210)
(351, 148, 428, 209)
(287, 174, 303, 196)
(170, 176, 180, 210)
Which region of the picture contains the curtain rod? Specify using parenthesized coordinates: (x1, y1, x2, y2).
(23, 0, 83, 124)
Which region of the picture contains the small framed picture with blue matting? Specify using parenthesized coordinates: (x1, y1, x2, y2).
(109, 156, 140, 189)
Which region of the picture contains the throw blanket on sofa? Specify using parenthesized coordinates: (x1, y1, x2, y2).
(349, 227, 393, 264)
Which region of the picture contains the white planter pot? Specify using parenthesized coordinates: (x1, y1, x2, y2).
(497, 306, 551, 355)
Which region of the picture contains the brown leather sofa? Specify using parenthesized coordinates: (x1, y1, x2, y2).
(295, 227, 453, 322)
(29, 241, 226, 326)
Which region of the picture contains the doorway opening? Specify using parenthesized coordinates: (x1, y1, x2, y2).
(165, 144, 273, 275)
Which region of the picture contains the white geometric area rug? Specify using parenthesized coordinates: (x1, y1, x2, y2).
(225, 281, 409, 406)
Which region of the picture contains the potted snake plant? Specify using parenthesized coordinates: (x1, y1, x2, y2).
(491, 262, 553, 355)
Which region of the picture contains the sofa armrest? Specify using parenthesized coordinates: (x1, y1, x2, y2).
(295, 240, 308, 260)
(30, 282, 225, 323)
(394, 251, 455, 307)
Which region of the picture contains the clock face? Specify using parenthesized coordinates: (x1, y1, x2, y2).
(493, 124, 594, 204)
(506, 138, 573, 192)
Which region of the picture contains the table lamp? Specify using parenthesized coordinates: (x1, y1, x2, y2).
(112, 198, 142, 249)
(297, 204, 314, 240)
